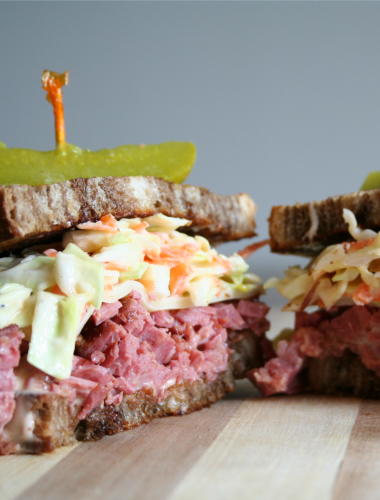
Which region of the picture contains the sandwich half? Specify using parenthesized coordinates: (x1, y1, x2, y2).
(247, 188, 380, 398)
(0, 176, 269, 454)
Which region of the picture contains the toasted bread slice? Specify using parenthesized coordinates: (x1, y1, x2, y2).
(269, 189, 380, 256)
(0, 176, 257, 253)
(5, 329, 262, 453)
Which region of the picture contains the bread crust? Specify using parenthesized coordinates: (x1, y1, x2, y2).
(0, 176, 257, 253)
(308, 351, 380, 399)
(269, 189, 380, 256)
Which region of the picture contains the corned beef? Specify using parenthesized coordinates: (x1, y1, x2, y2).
(0, 294, 269, 452)
(92, 301, 122, 326)
(0, 325, 24, 452)
(249, 305, 380, 396)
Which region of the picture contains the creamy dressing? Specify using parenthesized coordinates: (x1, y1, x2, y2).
(3, 394, 40, 449)
(303, 203, 319, 241)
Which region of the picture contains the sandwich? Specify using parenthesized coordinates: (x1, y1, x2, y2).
(0, 71, 270, 454)
(0, 177, 269, 454)
(247, 188, 380, 398)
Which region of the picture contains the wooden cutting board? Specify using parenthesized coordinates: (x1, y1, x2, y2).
(2, 308, 380, 500)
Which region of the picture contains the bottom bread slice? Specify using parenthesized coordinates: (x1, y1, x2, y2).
(6, 371, 233, 454)
(76, 369, 235, 442)
(308, 351, 380, 399)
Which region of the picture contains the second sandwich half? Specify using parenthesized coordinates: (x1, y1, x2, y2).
(249, 188, 380, 398)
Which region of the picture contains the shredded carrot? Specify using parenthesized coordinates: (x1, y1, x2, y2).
(170, 262, 193, 296)
(104, 262, 129, 271)
(43, 249, 58, 258)
(133, 221, 149, 234)
(147, 243, 198, 268)
(348, 238, 375, 252)
(100, 214, 118, 228)
(162, 243, 198, 258)
(213, 254, 232, 270)
(214, 278, 222, 298)
(104, 284, 113, 292)
(138, 279, 155, 293)
(352, 283, 375, 305)
(77, 214, 119, 233)
(237, 239, 270, 259)
(41, 70, 69, 147)
(50, 284, 67, 296)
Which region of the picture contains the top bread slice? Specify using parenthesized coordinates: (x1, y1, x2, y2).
(269, 189, 380, 256)
(0, 176, 257, 253)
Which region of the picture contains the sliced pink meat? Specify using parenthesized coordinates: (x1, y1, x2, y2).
(76, 320, 126, 358)
(247, 339, 305, 396)
(0, 296, 270, 431)
(214, 303, 246, 330)
(174, 308, 215, 326)
(71, 357, 114, 386)
(0, 369, 16, 392)
(250, 305, 380, 397)
(78, 381, 114, 419)
(90, 350, 106, 365)
(114, 297, 153, 334)
(93, 301, 122, 326)
(101, 342, 120, 368)
(0, 324, 24, 369)
(0, 325, 23, 442)
(150, 310, 175, 328)
(237, 300, 269, 318)
(137, 323, 176, 364)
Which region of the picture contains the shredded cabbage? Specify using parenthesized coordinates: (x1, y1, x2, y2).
(0, 213, 262, 376)
(0, 283, 36, 329)
(27, 292, 87, 379)
(267, 209, 380, 311)
(0, 256, 56, 291)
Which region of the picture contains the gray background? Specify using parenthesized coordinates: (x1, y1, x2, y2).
(1, 1, 380, 306)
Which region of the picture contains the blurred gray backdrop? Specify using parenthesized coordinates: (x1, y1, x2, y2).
(1, 1, 380, 306)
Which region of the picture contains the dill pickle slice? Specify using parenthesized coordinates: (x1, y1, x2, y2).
(361, 171, 380, 191)
(0, 141, 196, 186)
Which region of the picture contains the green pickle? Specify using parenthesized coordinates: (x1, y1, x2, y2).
(0, 141, 196, 186)
(361, 171, 380, 191)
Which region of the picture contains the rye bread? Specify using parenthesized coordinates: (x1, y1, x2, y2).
(269, 189, 380, 256)
(6, 329, 262, 453)
(0, 176, 257, 253)
(308, 351, 380, 399)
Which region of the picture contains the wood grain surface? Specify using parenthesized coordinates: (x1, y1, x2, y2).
(2, 308, 380, 500)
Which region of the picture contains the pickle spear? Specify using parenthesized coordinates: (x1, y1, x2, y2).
(360, 171, 380, 191)
(0, 141, 196, 185)
(0, 71, 196, 186)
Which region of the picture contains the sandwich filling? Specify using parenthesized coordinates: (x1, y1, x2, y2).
(248, 209, 380, 395)
(0, 213, 268, 453)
